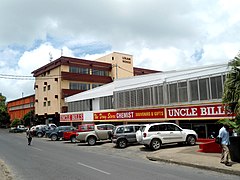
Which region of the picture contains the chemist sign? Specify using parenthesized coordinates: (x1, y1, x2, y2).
(94, 108, 165, 121)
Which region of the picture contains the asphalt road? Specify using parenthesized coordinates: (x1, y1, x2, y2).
(0, 129, 238, 180)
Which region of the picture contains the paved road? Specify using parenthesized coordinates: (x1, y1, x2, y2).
(0, 129, 238, 180)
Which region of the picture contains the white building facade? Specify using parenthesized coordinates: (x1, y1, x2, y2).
(61, 63, 233, 138)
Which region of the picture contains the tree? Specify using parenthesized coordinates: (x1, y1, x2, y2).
(0, 93, 10, 127)
(222, 52, 240, 133)
(23, 110, 35, 126)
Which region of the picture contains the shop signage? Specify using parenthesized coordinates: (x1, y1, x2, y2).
(94, 108, 165, 120)
(167, 104, 231, 118)
(60, 113, 84, 122)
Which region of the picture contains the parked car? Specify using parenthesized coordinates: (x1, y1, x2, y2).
(112, 124, 142, 148)
(17, 125, 27, 132)
(76, 124, 114, 145)
(63, 124, 94, 143)
(48, 126, 76, 141)
(35, 124, 57, 138)
(9, 126, 25, 133)
(136, 122, 198, 151)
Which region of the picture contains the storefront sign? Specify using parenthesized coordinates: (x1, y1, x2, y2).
(167, 104, 231, 118)
(60, 113, 84, 122)
(94, 108, 165, 120)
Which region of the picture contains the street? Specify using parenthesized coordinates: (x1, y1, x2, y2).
(0, 129, 238, 180)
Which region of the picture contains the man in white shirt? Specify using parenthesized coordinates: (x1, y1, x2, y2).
(219, 124, 231, 166)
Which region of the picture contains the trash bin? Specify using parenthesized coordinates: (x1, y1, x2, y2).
(229, 136, 240, 163)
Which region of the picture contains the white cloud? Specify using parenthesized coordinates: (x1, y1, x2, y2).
(0, 0, 240, 101)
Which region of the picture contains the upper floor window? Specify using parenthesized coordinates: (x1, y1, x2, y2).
(92, 69, 109, 76)
(47, 85, 51, 90)
(70, 67, 89, 74)
(70, 82, 90, 90)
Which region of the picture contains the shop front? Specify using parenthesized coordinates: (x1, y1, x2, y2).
(60, 103, 232, 138)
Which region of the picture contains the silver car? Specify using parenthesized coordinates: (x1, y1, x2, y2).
(76, 124, 114, 145)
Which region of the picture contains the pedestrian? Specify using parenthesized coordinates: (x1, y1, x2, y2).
(218, 124, 231, 166)
(26, 126, 33, 145)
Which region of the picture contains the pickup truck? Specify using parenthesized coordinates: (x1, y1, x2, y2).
(76, 124, 114, 145)
(63, 124, 94, 143)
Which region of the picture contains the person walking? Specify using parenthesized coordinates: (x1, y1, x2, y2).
(218, 124, 231, 166)
(26, 126, 33, 145)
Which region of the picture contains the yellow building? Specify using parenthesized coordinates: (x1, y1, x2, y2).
(32, 52, 159, 124)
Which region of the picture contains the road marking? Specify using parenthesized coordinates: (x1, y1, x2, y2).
(31, 147, 43, 151)
(77, 162, 111, 175)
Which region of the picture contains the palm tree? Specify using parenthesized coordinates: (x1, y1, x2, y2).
(222, 52, 240, 133)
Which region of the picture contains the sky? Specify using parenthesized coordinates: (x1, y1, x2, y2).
(1, 0, 240, 102)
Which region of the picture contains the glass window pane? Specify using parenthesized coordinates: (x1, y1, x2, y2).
(169, 83, 178, 103)
(178, 81, 188, 102)
(190, 80, 198, 101)
(199, 78, 209, 100)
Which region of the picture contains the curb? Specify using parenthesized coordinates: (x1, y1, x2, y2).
(146, 156, 240, 176)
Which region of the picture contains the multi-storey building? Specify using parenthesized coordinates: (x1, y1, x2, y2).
(7, 94, 35, 122)
(31, 52, 159, 124)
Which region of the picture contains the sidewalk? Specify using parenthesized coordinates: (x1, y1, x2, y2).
(146, 144, 240, 176)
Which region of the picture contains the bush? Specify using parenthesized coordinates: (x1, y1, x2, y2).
(10, 119, 23, 127)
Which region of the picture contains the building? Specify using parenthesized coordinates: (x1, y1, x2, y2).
(61, 63, 233, 138)
(7, 94, 35, 122)
(32, 52, 159, 124)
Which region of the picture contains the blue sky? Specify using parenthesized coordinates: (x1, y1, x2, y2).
(0, 0, 240, 101)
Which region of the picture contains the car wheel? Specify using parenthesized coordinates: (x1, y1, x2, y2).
(186, 135, 196, 145)
(87, 136, 96, 146)
(51, 134, 58, 141)
(37, 132, 43, 138)
(150, 139, 161, 151)
(117, 139, 127, 148)
(70, 136, 77, 143)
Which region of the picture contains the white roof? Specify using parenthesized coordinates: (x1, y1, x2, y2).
(66, 63, 229, 103)
(66, 82, 115, 102)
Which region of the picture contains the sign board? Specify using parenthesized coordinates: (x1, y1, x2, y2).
(167, 104, 231, 119)
(94, 108, 165, 120)
(60, 113, 84, 122)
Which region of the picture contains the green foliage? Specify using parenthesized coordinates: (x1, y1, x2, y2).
(222, 53, 240, 133)
(23, 110, 35, 126)
(10, 119, 22, 127)
(0, 93, 10, 127)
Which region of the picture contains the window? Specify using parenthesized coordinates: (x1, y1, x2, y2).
(189, 80, 199, 101)
(124, 126, 134, 133)
(70, 82, 90, 90)
(48, 101, 51, 106)
(43, 86, 46, 91)
(43, 102, 46, 107)
(210, 76, 223, 99)
(92, 69, 109, 76)
(70, 67, 89, 74)
(143, 87, 151, 106)
(169, 83, 178, 103)
(199, 78, 209, 100)
(136, 89, 144, 106)
(92, 84, 102, 89)
(167, 124, 181, 131)
(178, 81, 188, 102)
(47, 85, 51, 90)
(116, 127, 124, 134)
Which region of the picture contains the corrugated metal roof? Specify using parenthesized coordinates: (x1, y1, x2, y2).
(66, 63, 229, 102)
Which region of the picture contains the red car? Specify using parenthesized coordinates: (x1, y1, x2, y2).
(63, 124, 94, 143)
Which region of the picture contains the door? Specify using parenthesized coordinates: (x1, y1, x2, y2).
(166, 124, 184, 143)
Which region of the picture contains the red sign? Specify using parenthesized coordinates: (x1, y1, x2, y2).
(60, 113, 84, 122)
(167, 104, 231, 119)
(94, 108, 165, 120)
